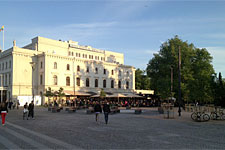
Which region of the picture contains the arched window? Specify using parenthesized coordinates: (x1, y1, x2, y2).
(95, 67, 98, 74)
(111, 70, 114, 75)
(77, 65, 80, 72)
(54, 62, 57, 69)
(118, 80, 121, 89)
(86, 78, 89, 87)
(76, 77, 80, 86)
(67, 64, 70, 70)
(41, 62, 43, 69)
(95, 79, 98, 87)
(126, 81, 129, 89)
(103, 79, 106, 88)
(127, 71, 129, 77)
(111, 80, 114, 88)
(66, 77, 70, 86)
(87, 66, 89, 73)
(53, 75, 57, 85)
(119, 70, 121, 76)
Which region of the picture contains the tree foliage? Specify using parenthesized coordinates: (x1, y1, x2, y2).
(211, 72, 225, 107)
(100, 89, 106, 99)
(146, 36, 215, 104)
(135, 68, 150, 90)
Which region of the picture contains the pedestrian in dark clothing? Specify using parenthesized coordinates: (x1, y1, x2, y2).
(0, 102, 8, 126)
(8, 101, 12, 110)
(28, 101, 34, 119)
(103, 101, 111, 124)
(94, 101, 102, 123)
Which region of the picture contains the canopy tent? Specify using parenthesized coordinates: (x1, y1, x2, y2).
(123, 93, 144, 98)
(91, 93, 143, 98)
(91, 93, 126, 98)
(64, 90, 92, 96)
(107, 93, 127, 98)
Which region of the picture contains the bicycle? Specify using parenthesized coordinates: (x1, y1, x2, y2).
(210, 109, 225, 120)
(191, 111, 210, 122)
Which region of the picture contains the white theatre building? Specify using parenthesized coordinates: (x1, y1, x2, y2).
(0, 36, 136, 105)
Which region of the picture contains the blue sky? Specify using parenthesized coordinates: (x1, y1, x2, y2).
(1, 0, 225, 76)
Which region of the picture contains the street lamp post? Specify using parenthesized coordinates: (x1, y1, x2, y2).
(30, 62, 36, 102)
(171, 66, 173, 102)
(178, 46, 181, 116)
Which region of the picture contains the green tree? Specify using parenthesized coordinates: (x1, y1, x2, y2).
(212, 72, 225, 107)
(57, 87, 65, 104)
(135, 68, 150, 90)
(44, 87, 54, 104)
(146, 36, 215, 104)
(100, 89, 106, 99)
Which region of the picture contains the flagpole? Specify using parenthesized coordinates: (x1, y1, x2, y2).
(3, 29, 4, 51)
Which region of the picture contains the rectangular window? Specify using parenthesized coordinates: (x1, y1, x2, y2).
(9, 73, 11, 85)
(104, 69, 106, 75)
(40, 74, 43, 85)
(2, 75, 4, 86)
(9, 61, 11, 68)
(5, 74, 7, 85)
(76, 78, 80, 86)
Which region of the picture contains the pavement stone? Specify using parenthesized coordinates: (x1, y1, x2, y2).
(0, 106, 225, 149)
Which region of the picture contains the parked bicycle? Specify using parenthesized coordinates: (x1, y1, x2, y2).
(191, 111, 210, 122)
(210, 109, 225, 120)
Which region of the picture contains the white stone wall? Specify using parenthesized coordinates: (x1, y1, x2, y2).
(0, 36, 136, 104)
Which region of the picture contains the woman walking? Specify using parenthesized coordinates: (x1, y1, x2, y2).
(0, 102, 8, 126)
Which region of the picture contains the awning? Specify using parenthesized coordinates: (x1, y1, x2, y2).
(123, 93, 144, 98)
(91, 93, 125, 98)
(107, 93, 126, 98)
(64, 90, 91, 96)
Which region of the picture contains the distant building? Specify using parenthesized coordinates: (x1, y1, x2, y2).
(0, 36, 135, 105)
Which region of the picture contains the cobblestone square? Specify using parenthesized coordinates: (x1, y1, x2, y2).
(0, 107, 225, 149)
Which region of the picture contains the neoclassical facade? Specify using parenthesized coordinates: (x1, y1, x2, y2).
(0, 36, 135, 104)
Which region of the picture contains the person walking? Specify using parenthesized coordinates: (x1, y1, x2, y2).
(94, 101, 102, 123)
(28, 101, 34, 119)
(103, 101, 111, 124)
(23, 102, 29, 120)
(0, 102, 8, 126)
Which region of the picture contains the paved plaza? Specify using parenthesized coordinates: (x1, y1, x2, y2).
(0, 107, 225, 149)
